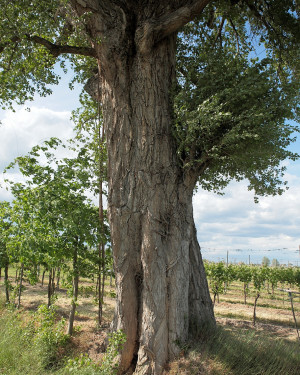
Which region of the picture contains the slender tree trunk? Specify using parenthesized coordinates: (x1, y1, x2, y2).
(95, 275, 99, 298)
(56, 267, 61, 289)
(96, 33, 214, 374)
(101, 260, 105, 311)
(253, 292, 260, 326)
(0, 267, 2, 280)
(98, 248, 104, 325)
(47, 268, 54, 307)
(4, 265, 9, 304)
(98, 121, 106, 326)
(51, 269, 56, 293)
(42, 269, 46, 286)
(17, 263, 24, 309)
(47, 269, 51, 307)
(67, 248, 79, 336)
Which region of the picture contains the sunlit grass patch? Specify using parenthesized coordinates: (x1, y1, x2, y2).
(169, 325, 300, 375)
(0, 310, 42, 375)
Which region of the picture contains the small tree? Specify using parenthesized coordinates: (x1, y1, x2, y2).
(0, 202, 12, 304)
(206, 262, 227, 304)
(237, 264, 252, 305)
(262, 257, 270, 267)
(268, 267, 281, 295)
(252, 266, 267, 326)
(271, 258, 280, 267)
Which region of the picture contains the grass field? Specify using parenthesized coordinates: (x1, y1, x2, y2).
(0, 268, 299, 374)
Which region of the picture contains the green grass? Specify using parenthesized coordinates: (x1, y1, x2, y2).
(180, 325, 300, 375)
(0, 296, 119, 375)
(0, 307, 97, 375)
(0, 297, 68, 375)
(0, 309, 43, 374)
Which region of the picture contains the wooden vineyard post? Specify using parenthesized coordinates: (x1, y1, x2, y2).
(278, 288, 300, 341)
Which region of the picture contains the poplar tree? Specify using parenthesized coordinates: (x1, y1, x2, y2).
(0, 1, 299, 373)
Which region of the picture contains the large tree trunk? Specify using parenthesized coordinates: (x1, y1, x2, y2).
(96, 33, 214, 374)
(69, 1, 214, 373)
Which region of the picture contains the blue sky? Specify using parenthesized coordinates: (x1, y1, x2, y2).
(0, 72, 299, 266)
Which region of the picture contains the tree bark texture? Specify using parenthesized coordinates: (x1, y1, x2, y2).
(100, 41, 214, 374)
(71, 2, 215, 374)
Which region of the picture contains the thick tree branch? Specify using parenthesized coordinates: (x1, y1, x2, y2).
(229, 18, 240, 54)
(244, 0, 282, 43)
(212, 16, 226, 48)
(69, 0, 100, 15)
(70, 0, 125, 23)
(25, 34, 97, 58)
(136, 0, 211, 53)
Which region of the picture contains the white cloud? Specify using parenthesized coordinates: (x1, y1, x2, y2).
(0, 106, 73, 166)
(0, 106, 75, 201)
(193, 172, 300, 263)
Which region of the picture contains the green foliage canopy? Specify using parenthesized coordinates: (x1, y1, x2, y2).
(3, 138, 105, 277)
(175, 2, 299, 197)
(0, 0, 299, 198)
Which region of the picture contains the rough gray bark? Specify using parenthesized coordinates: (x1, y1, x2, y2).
(100, 40, 214, 374)
(70, 2, 215, 374)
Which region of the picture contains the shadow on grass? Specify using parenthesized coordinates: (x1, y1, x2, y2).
(23, 299, 46, 311)
(181, 324, 300, 375)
